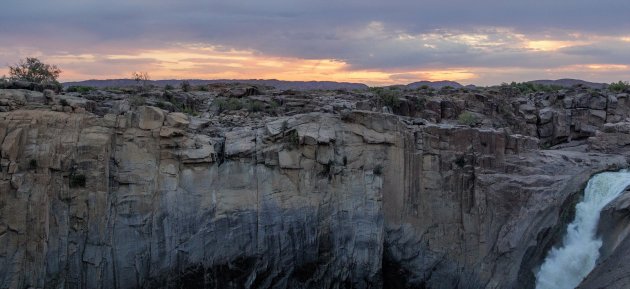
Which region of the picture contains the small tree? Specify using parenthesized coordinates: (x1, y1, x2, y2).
(132, 71, 150, 91)
(180, 80, 191, 92)
(609, 81, 630, 92)
(9, 57, 61, 84)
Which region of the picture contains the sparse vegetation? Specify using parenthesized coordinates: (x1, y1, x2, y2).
(609, 81, 630, 92)
(287, 130, 300, 147)
(132, 71, 150, 91)
(499, 81, 563, 95)
(270, 100, 280, 109)
(247, 100, 264, 112)
(215, 98, 243, 112)
(66, 85, 96, 93)
(457, 111, 479, 126)
(129, 95, 146, 107)
(181, 105, 199, 116)
(370, 87, 401, 108)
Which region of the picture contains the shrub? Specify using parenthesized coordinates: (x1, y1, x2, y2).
(132, 71, 150, 91)
(129, 96, 145, 107)
(369, 87, 400, 108)
(247, 100, 264, 112)
(180, 80, 191, 92)
(66, 86, 96, 93)
(197, 85, 209, 91)
(499, 81, 563, 95)
(457, 112, 479, 126)
(164, 84, 174, 90)
(270, 100, 280, 109)
(69, 174, 86, 188)
(287, 130, 300, 147)
(60, 99, 69, 106)
(181, 105, 198, 116)
(9, 57, 61, 85)
(609, 81, 630, 92)
(215, 98, 243, 112)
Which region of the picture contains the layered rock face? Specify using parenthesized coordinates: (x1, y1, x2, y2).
(1, 84, 630, 289)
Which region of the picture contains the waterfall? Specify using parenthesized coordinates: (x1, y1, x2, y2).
(535, 170, 630, 289)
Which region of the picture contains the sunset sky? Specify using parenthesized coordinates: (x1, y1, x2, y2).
(1, 0, 630, 86)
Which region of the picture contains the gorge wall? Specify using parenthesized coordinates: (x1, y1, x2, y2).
(1, 84, 630, 289)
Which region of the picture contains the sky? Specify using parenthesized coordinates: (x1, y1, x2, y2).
(1, 0, 630, 86)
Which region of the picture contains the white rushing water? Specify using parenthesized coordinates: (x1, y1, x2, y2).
(535, 170, 630, 289)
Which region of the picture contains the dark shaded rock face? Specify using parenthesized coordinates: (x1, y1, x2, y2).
(2, 85, 630, 289)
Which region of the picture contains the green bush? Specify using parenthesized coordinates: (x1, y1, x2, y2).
(129, 96, 145, 107)
(247, 100, 264, 112)
(216, 98, 243, 112)
(164, 84, 174, 90)
(66, 86, 96, 93)
(499, 81, 563, 95)
(9, 57, 61, 85)
(369, 87, 400, 108)
(59, 99, 69, 106)
(457, 112, 479, 126)
(609, 81, 630, 92)
(181, 105, 199, 116)
(287, 130, 300, 147)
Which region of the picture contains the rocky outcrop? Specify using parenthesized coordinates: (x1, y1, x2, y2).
(2, 83, 630, 289)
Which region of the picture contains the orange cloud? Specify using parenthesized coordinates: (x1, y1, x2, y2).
(526, 40, 587, 51)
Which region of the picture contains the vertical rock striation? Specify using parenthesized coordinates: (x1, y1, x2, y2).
(1, 85, 629, 288)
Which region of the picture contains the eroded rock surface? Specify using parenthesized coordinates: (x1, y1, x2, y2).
(1, 83, 630, 289)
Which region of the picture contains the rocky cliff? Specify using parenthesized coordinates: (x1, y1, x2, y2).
(1, 83, 630, 289)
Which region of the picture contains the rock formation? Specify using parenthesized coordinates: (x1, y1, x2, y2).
(1, 82, 630, 288)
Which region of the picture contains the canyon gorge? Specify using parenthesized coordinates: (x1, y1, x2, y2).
(1, 81, 630, 288)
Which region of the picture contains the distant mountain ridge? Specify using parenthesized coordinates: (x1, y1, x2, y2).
(63, 79, 369, 91)
(527, 79, 607, 89)
(406, 80, 464, 89)
(63, 78, 611, 91)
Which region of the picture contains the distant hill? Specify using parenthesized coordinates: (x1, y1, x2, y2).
(527, 79, 607, 89)
(406, 80, 464, 89)
(63, 79, 369, 91)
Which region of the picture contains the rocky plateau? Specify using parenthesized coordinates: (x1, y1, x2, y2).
(1, 81, 630, 289)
